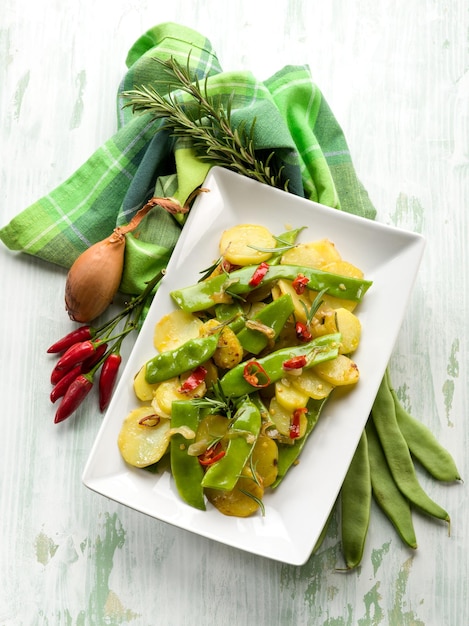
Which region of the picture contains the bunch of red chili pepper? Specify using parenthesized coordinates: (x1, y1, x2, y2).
(47, 326, 123, 423)
(47, 270, 164, 424)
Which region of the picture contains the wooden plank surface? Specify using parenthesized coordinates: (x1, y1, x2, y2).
(1, 1, 467, 624)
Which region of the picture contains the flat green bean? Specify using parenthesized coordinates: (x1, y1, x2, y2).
(170, 401, 206, 510)
(366, 418, 417, 549)
(219, 333, 340, 398)
(371, 371, 450, 523)
(145, 334, 219, 384)
(390, 387, 461, 482)
(268, 227, 306, 265)
(236, 293, 294, 354)
(340, 431, 371, 569)
(170, 264, 372, 313)
(201, 397, 261, 491)
(272, 398, 326, 488)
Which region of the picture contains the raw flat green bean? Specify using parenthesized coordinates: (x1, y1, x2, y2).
(340, 431, 371, 569)
(390, 387, 461, 482)
(366, 418, 417, 549)
(170, 263, 372, 313)
(371, 370, 450, 523)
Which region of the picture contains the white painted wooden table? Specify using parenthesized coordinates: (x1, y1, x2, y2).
(1, 2, 467, 624)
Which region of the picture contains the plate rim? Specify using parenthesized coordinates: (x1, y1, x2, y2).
(82, 166, 426, 565)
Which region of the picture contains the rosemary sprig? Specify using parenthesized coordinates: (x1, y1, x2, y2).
(191, 381, 238, 419)
(301, 287, 329, 325)
(122, 56, 288, 190)
(198, 257, 223, 282)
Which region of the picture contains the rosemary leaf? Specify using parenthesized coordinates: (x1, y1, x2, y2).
(122, 56, 287, 189)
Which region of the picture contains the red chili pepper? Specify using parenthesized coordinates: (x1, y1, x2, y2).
(54, 373, 93, 423)
(290, 407, 308, 439)
(47, 325, 93, 354)
(295, 321, 312, 342)
(98, 352, 122, 412)
(50, 339, 100, 385)
(198, 444, 226, 466)
(292, 273, 310, 295)
(81, 342, 108, 372)
(242, 360, 271, 388)
(283, 355, 308, 371)
(54, 340, 101, 373)
(248, 262, 269, 287)
(178, 365, 207, 393)
(50, 361, 72, 386)
(50, 365, 82, 403)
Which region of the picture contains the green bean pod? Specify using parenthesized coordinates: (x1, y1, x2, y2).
(390, 388, 461, 483)
(215, 302, 245, 333)
(201, 398, 261, 491)
(272, 398, 327, 488)
(340, 430, 371, 569)
(263, 227, 306, 266)
(371, 371, 450, 523)
(220, 333, 340, 398)
(170, 401, 206, 511)
(170, 264, 372, 313)
(365, 418, 417, 549)
(145, 334, 219, 384)
(236, 293, 294, 354)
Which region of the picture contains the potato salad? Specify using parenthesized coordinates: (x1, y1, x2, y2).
(117, 224, 372, 517)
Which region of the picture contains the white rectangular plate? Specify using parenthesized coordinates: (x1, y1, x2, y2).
(82, 166, 425, 565)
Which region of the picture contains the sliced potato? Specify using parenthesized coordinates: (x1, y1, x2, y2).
(291, 369, 334, 399)
(275, 378, 309, 412)
(202, 359, 219, 389)
(153, 376, 206, 415)
(335, 307, 361, 354)
(251, 435, 279, 487)
(205, 467, 264, 517)
(275, 278, 311, 322)
(195, 413, 230, 446)
(199, 318, 222, 336)
(268, 397, 308, 439)
(313, 355, 360, 386)
(322, 260, 364, 279)
(281, 239, 342, 268)
(213, 326, 244, 370)
(153, 309, 203, 352)
(311, 291, 358, 313)
(219, 224, 275, 266)
(310, 307, 338, 339)
(133, 365, 159, 401)
(118, 407, 171, 468)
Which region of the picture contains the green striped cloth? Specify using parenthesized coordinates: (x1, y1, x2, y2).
(0, 22, 376, 295)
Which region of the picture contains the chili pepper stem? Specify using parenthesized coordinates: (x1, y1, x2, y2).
(89, 268, 164, 337)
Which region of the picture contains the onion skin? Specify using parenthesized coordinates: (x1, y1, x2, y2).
(65, 230, 126, 322)
(63, 194, 199, 323)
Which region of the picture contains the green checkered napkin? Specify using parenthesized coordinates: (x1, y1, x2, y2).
(0, 21, 376, 294)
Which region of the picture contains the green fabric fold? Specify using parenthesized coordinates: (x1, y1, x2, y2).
(0, 21, 376, 295)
